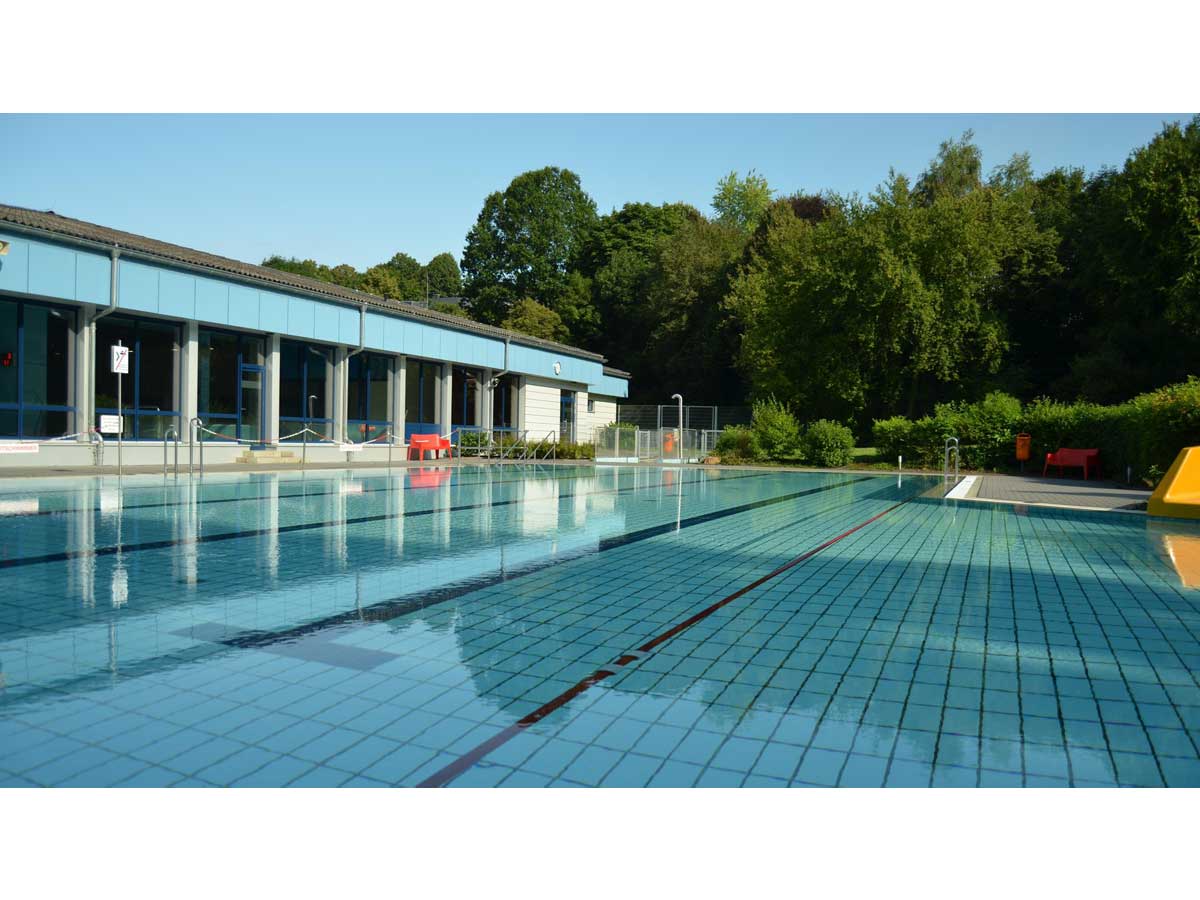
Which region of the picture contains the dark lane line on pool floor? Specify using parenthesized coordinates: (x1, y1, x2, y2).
(0, 469, 780, 569)
(418, 489, 922, 787)
(0, 476, 880, 709)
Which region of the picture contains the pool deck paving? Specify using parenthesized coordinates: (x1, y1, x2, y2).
(968, 472, 1150, 512)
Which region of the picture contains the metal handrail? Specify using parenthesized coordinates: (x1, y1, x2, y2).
(90, 429, 104, 467)
(163, 425, 179, 476)
(189, 417, 204, 475)
(943, 436, 960, 488)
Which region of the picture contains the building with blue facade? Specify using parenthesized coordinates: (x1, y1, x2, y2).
(0, 204, 630, 467)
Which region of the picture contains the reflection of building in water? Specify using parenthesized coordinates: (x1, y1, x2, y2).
(0, 468, 629, 705)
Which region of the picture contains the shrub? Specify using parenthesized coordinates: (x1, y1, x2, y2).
(751, 396, 802, 459)
(872, 416, 913, 461)
(715, 424, 761, 462)
(936, 391, 1023, 469)
(555, 441, 595, 460)
(802, 419, 855, 467)
(859, 378, 1200, 483)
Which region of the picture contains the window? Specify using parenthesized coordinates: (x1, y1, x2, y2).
(279, 339, 333, 441)
(347, 352, 393, 442)
(491, 373, 518, 431)
(197, 328, 264, 441)
(404, 358, 439, 440)
(0, 298, 76, 438)
(451, 365, 480, 428)
(587, 397, 596, 414)
(95, 315, 179, 440)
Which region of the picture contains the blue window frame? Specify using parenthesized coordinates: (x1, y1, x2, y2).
(347, 351, 393, 443)
(404, 358, 439, 441)
(0, 297, 76, 439)
(279, 339, 334, 442)
(491, 373, 517, 433)
(560, 390, 575, 442)
(95, 314, 179, 441)
(198, 327, 264, 442)
(451, 365, 480, 431)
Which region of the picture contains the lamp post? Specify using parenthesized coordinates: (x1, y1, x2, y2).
(671, 393, 683, 462)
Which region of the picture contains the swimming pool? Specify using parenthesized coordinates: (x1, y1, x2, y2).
(2, 465, 1198, 787)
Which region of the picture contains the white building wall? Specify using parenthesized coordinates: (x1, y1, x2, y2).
(576, 394, 618, 444)
(522, 377, 566, 441)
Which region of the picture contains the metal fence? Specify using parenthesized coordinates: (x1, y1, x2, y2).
(616, 404, 751, 431)
(594, 425, 703, 463)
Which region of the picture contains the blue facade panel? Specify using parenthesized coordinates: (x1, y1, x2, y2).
(195, 278, 228, 323)
(158, 270, 196, 319)
(28, 242, 76, 301)
(118, 260, 160, 313)
(75, 251, 109, 304)
(590, 373, 631, 399)
(286, 296, 315, 339)
(259, 291, 288, 333)
(338, 306, 359, 345)
(4, 232, 630, 394)
(226, 284, 260, 329)
(0, 232, 30, 295)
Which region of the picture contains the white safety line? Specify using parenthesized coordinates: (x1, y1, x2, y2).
(945, 475, 977, 499)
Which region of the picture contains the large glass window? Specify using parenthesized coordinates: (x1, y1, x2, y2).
(0, 298, 75, 438)
(279, 339, 333, 441)
(347, 352, 393, 442)
(404, 358, 439, 440)
(491, 374, 518, 431)
(197, 328, 264, 441)
(95, 314, 178, 440)
(451, 366, 481, 429)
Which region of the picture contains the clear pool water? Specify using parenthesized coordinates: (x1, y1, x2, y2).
(1, 465, 1198, 787)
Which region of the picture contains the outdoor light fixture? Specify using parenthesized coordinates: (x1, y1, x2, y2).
(0, 240, 10, 256)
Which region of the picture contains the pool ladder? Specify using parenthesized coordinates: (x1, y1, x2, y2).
(163, 426, 180, 476)
(943, 437, 960, 493)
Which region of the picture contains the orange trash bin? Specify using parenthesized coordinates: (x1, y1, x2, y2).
(1016, 433, 1031, 462)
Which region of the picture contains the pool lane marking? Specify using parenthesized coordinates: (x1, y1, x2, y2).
(417, 490, 920, 787)
(0, 475, 880, 708)
(0, 469, 780, 569)
(212, 475, 879, 650)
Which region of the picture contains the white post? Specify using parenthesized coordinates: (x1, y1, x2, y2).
(115, 340, 124, 475)
(265, 333, 281, 445)
(180, 321, 199, 446)
(395, 355, 407, 446)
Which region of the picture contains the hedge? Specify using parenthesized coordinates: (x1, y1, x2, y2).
(870, 379, 1200, 484)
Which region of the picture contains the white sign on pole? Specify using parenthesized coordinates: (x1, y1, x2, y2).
(99, 415, 123, 435)
(110, 344, 130, 375)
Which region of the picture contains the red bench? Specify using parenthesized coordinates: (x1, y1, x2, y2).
(1043, 447, 1100, 480)
(407, 433, 451, 461)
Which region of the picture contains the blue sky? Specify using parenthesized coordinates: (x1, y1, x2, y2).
(0, 114, 1188, 272)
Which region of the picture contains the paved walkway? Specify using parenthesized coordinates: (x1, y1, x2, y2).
(972, 473, 1150, 511)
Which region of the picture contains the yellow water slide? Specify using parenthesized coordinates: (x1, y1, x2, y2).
(1148, 447, 1200, 519)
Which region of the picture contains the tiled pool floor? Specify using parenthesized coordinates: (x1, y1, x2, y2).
(1, 465, 1198, 787)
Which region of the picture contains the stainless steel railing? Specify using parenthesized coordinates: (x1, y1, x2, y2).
(163, 425, 179, 476)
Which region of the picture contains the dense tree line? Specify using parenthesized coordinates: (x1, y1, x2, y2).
(267, 117, 1200, 423)
(263, 249, 463, 316)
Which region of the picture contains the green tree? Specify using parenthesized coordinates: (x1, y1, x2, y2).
(384, 252, 425, 300)
(501, 297, 569, 342)
(329, 264, 361, 290)
(914, 131, 983, 204)
(727, 135, 1059, 426)
(461, 166, 598, 324)
(712, 169, 773, 234)
(423, 252, 462, 297)
(575, 202, 698, 378)
(358, 265, 403, 300)
(263, 256, 335, 283)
